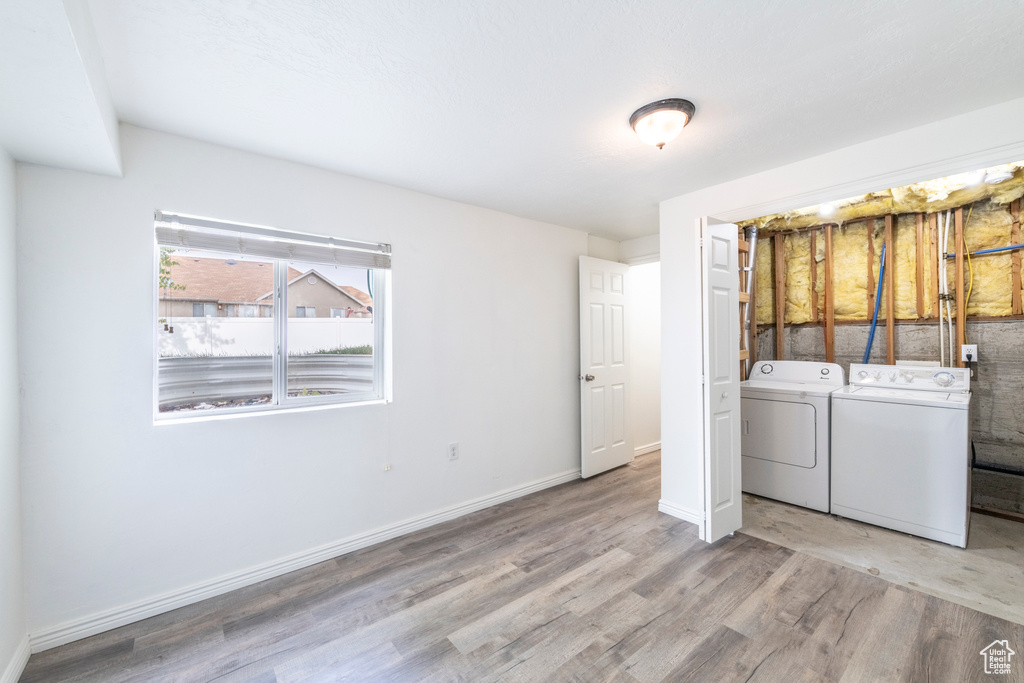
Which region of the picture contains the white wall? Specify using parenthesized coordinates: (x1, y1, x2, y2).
(620, 234, 659, 265)
(587, 234, 620, 261)
(0, 150, 27, 679)
(629, 262, 660, 454)
(18, 125, 587, 644)
(660, 96, 1024, 533)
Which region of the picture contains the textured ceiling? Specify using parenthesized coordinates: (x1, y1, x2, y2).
(36, 2, 1024, 238)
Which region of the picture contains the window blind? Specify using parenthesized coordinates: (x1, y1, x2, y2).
(155, 211, 391, 269)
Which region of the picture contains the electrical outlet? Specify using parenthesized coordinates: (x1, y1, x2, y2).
(448, 442, 459, 461)
(961, 344, 978, 362)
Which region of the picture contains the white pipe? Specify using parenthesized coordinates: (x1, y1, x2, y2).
(937, 212, 945, 366)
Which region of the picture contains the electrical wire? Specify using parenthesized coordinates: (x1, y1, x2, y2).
(863, 243, 886, 364)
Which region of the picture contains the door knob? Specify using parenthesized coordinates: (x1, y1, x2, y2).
(581, 374, 595, 382)
(721, 391, 729, 399)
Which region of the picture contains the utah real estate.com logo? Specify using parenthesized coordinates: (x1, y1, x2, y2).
(980, 640, 1016, 675)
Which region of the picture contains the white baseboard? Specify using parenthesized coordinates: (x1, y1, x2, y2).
(659, 499, 702, 527)
(634, 441, 661, 457)
(1, 635, 30, 683)
(30, 468, 581, 653)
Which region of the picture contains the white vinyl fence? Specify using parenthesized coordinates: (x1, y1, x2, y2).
(158, 317, 373, 357)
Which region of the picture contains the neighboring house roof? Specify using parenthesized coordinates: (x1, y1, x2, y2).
(161, 256, 372, 308)
(256, 268, 372, 309)
(339, 285, 373, 308)
(161, 256, 274, 304)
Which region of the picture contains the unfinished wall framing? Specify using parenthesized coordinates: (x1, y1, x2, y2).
(745, 192, 1024, 515)
(751, 198, 1024, 364)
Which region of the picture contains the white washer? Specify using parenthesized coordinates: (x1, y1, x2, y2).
(831, 363, 971, 548)
(740, 360, 845, 512)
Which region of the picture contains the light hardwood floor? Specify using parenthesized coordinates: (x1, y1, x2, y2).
(20, 453, 1024, 682)
(741, 493, 1024, 626)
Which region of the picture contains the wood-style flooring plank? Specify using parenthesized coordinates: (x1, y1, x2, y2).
(20, 452, 1024, 683)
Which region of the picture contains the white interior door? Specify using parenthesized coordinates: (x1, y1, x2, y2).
(579, 256, 632, 478)
(701, 218, 741, 541)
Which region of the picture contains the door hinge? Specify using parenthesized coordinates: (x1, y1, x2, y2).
(702, 375, 706, 385)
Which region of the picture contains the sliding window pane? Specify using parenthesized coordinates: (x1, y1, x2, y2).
(285, 261, 375, 400)
(157, 249, 275, 413)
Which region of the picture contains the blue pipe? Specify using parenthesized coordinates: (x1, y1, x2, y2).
(945, 242, 1024, 258)
(863, 243, 886, 364)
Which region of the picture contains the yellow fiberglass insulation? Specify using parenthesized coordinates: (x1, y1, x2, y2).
(831, 221, 873, 320)
(738, 163, 1024, 235)
(891, 214, 921, 320)
(890, 165, 1024, 214)
(959, 200, 1014, 317)
(738, 192, 893, 232)
(783, 232, 813, 324)
(754, 236, 774, 324)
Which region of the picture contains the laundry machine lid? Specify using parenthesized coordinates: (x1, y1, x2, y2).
(831, 385, 971, 409)
(740, 381, 841, 399)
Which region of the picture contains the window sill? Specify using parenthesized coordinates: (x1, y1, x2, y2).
(154, 397, 388, 426)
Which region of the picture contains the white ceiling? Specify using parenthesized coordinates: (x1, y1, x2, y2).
(7, 1, 1024, 240)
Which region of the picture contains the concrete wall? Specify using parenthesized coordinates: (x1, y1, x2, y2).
(629, 262, 661, 454)
(759, 320, 1024, 514)
(18, 125, 587, 648)
(661, 95, 1024, 537)
(0, 150, 27, 680)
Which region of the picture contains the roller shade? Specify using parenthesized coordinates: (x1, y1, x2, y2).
(155, 211, 391, 269)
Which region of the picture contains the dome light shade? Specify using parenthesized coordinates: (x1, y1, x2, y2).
(629, 98, 695, 149)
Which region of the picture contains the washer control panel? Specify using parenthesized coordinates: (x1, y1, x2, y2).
(750, 360, 845, 386)
(848, 363, 969, 393)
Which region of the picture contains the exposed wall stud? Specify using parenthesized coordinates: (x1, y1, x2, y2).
(930, 213, 940, 319)
(774, 233, 786, 360)
(885, 214, 895, 364)
(749, 238, 759, 368)
(915, 213, 925, 318)
(866, 218, 876, 316)
(1012, 199, 1022, 316)
(954, 207, 966, 368)
(824, 224, 835, 363)
(810, 229, 819, 322)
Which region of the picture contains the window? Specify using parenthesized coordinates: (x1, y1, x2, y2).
(155, 211, 390, 417)
(227, 304, 259, 318)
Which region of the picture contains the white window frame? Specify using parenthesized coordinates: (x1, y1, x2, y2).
(153, 212, 390, 421)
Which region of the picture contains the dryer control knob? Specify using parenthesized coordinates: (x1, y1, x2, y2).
(933, 371, 955, 387)
(761, 364, 773, 374)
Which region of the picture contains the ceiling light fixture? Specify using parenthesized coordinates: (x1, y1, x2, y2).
(629, 98, 695, 150)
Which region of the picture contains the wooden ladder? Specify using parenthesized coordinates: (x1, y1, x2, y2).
(738, 227, 754, 380)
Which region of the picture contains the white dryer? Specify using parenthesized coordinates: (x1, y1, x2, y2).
(831, 364, 971, 547)
(740, 360, 845, 512)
